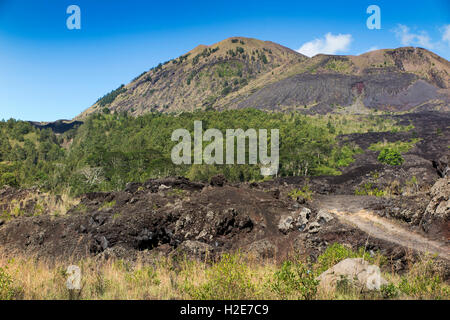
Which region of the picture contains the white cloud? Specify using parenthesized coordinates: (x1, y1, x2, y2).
(394, 24, 434, 49)
(442, 24, 450, 45)
(297, 33, 353, 57)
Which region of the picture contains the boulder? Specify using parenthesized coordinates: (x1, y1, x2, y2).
(278, 215, 294, 234)
(308, 222, 321, 234)
(422, 177, 449, 238)
(299, 207, 311, 225)
(316, 210, 334, 224)
(278, 207, 311, 234)
(317, 258, 388, 292)
(433, 155, 449, 178)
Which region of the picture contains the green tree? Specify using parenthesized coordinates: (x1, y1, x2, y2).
(378, 148, 404, 166)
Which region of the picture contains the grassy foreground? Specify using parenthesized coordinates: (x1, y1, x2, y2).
(0, 244, 448, 300)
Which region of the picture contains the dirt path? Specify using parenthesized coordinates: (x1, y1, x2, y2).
(314, 195, 450, 260)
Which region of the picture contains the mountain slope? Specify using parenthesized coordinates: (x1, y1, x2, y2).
(77, 37, 305, 118)
(230, 47, 450, 113)
(77, 39, 450, 118)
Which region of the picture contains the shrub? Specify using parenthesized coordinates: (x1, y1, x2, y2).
(381, 283, 399, 299)
(288, 185, 312, 201)
(0, 172, 19, 188)
(397, 256, 450, 299)
(192, 55, 200, 65)
(377, 148, 404, 166)
(100, 200, 116, 209)
(260, 54, 268, 64)
(355, 182, 386, 197)
(183, 253, 255, 300)
(221, 86, 232, 96)
(269, 260, 318, 300)
(236, 47, 245, 54)
(315, 243, 380, 274)
(0, 266, 21, 300)
(126, 267, 160, 287)
(186, 71, 197, 85)
(369, 139, 419, 153)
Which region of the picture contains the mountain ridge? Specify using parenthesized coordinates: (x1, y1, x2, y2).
(76, 37, 450, 119)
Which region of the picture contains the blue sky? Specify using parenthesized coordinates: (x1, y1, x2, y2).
(0, 0, 449, 121)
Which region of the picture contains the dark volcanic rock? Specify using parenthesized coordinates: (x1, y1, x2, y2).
(210, 174, 227, 187)
(422, 177, 450, 240)
(433, 155, 449, 178)
(236, 72, 446, 113)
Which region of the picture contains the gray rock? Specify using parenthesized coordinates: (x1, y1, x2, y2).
(278, 207, 312, 234)
(195, 229, 208, 240)
(206, 211, 215, 220)
(422, 177, 449, 236)
(426, 177, 449, 218)
(100, 236, 109, 251)
(433, 155, 449, 178)
(308, 222, 321, 234)
(316, 210, 334, 224)
(298, 207, 311, 225)
(317, 258, 388, 292)
(278, 215, 294, 234)
(158, 184, 171, 191)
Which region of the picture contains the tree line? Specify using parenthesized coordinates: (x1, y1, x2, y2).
(1, 109, 399, 196)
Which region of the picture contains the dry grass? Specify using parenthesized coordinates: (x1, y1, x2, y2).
(0, 247, 448, 300)
(0, 190, 79, 220)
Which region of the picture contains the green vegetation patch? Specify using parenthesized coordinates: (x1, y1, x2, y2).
(0, 111, 413, 196)
(96, 85, 127, 107)
(288, 185, 313, 201)
(369, 139, 420, 166)
(377, 148, 404, 166)
(215, 61, 244, 78)
(324, 59, 352, 73)
(355, 182, 386, 197)
(369, 138, 420, 153)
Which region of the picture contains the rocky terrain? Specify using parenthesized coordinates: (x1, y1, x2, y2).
(76, 38, 450, 118)
(1, 112, 449, 277)
(0, 124, 448, 284)
(0, 171, 448, 274)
